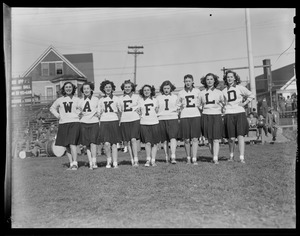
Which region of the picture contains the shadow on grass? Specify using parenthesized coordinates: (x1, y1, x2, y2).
(198, 156, 229, 162)
(62, 161, 109, 168)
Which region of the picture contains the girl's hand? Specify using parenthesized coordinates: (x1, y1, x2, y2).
(221, 107, 226, 114)
(99, 109, 104, 115)
(135, 108, 142, 116)
(155, 106, 159, 113)
(93, 112, 100, 118)
(238, 102, 245, 107)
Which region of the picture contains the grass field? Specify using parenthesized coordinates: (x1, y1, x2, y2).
(11, 139, 296, 228)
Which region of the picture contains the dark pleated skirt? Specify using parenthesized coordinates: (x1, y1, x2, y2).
(55, 122, 80, 147)
(201, 114, 224, 140)
(223, 112, 249, 139)
(178, 117, 201, 140)
(79, 122, 99, 146)
(120, 120, 140, 142)
(140, 124, 161, 145)
(98, 120, 122, 145)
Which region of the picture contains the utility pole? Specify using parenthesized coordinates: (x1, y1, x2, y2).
(128, 46, 144, 85)
(263, 59, 273, 108)
(245, 8, 257, 111)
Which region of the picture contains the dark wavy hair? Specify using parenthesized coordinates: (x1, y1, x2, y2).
(120, 80, 137, 93)
(61, 82, 77, 96)
(201, 73, 219, 89)
(139, 84, 156, 98)
(223, 70, 241, 87)
(159, 80, 176, 94)
(99, 80, 116, 94)
(80, 82, 94, 95)
(183, 74, 195, 88)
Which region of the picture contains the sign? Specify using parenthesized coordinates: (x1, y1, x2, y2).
(11, 77, 32, 106)
(11, 77, 32, 97)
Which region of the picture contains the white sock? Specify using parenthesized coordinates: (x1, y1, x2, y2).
(92, 157, 96, 163)
(146, 157, 151, 162)
(213, 156, 218, 161)
(151, 158, 155, 163)
(187, 156, 191, 160)
(134, 157, 139, 162)
(113, 161, 118, 167)
(171, 154, 176, 159)
(89, 161, 93, 166)
(230, 153, 234, 158)
(240, 155, 244, 160)
(73, 161, 78, 166)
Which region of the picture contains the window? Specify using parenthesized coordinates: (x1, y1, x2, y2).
(56, 62, 63, 75)
(41, 63, 49, 76)
(46, 87, 53, 99)
(56, 84, 60, 97)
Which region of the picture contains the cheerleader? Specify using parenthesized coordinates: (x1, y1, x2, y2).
(222, 70, 255, 163)
(138, 84, 160, 167)
(97, 80, 121, 169)
(156, 80, 179, 164)
(118, 80, 141, 167)
(200, 73, 225, 164)
(78, 82, 99, 170)
(177, 74, 201, 165)
(50, 82, 81, 170)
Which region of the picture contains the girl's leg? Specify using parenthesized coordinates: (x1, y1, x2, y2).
(145, 142, 152, 166)
(131, 138, 139, 165)
(104, 142, 112, 167)
(70, 144, 78, 169)
(213, 139, 220, 163)
(170, 138, 177, 163)
(237, 135, 245, 163)
(208, 139, 213, 156)
(111, 143, 118, 168)
(86, 145, 93, 169)
(151, 144, 158, 166)
(123, 141, 128, 153)
(184, 139, 191, 163)
(127, 141, 134, 165)
(65, 146, 73, 168)
(163, 141, 169, 162)
(192, 138, 199, 164)
(90, 143, 98, 168)
(228, 138, 236, 161)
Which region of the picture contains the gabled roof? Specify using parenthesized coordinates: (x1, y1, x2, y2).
(22, 45, 87, 78)
(255, 63, 295, 92)
(280, 76, 296, 90)
(63, 53, 93, 63)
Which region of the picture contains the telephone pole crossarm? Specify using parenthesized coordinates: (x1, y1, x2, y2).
(127, 45, 144, 85)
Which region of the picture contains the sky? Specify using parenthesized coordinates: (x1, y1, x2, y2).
(11, 8, 295, 92)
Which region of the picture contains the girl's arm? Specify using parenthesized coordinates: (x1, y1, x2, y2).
(134, 97, 142, 116)
(239, 86, 255, 107)
(154, 98, 159, 113)
(176, 93, 183, 114)
(97, 98, 104, 117)
(49, 99, 60, 120)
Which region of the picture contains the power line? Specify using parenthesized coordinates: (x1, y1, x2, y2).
(274, 38, 295, 64)
(94, 52, 294, 71)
